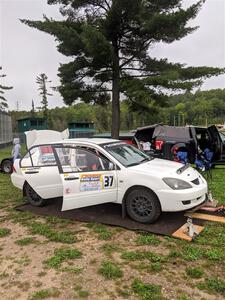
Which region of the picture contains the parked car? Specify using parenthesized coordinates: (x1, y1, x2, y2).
(11, 130, 208, 223)
(132, 124, 225, 166)
(0, 157, 13, 174)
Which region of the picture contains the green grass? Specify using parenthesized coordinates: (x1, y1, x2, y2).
(15, 237, 36, 246)
(121, 250, 166, 263)
(0, 146, 225, 300)
(136, 234, 161, 246)
(28, 221, 77, 244)
(29, 287, 60, 300)
(0, 228, 11, 237)
(208, 167, 225, 205)
(44, 247, 82, 269)
(198, 277, 225, 296)
(131, 279, 162, 300)
(100, 243, 122, 257)
(61, 266, 83, 274)
(185, 267, 204, 279)
(86, 223, 113, 240)
(98, 261, 123, 279)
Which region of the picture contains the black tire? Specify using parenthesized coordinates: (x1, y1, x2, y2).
(1, 159, 13, 174)
(126, 188, 161, 223)
(24, 183, 46, 207)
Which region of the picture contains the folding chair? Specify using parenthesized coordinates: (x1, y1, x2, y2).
(194, 148, 214, 180)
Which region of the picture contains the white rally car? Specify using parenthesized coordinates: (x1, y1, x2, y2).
(11, 130, 208, 223)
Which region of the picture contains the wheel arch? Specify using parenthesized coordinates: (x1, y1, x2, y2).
(121, 185, 161, 218)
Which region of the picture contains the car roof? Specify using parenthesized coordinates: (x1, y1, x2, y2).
(49, 138, 121, 146)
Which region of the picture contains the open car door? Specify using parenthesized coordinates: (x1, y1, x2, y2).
(54, 145, 118, 211)
(208, 125, 223, 161)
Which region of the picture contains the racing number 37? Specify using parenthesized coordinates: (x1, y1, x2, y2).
(103, 175, 114, 188)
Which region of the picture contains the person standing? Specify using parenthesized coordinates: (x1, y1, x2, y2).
(12, 138, 21, 162)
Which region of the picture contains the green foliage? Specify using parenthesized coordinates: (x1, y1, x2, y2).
(185, 267, 204, 278)
(131, 279, 162, 300)
(36, 73, 52, 118)
(10, 87, 225, 133)
(44, 247, 82, 269)
(98, 261, 123, 279)
(0, 66, 13, 110)
(0, 228, 11, 237)
(21, 1, 224, 137)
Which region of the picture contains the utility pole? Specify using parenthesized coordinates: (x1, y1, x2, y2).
(16, 101, 19, 111)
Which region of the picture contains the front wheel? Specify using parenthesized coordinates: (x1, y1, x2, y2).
(24, 183, 46, 207)
(126, 188, 161, 223)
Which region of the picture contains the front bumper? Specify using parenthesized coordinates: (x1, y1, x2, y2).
(156, 184, 208, 212)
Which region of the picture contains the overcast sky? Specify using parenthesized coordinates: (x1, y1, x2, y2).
(0, 0, 225, 111)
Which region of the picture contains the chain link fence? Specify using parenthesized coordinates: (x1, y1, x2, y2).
(0, 111, 13, 148)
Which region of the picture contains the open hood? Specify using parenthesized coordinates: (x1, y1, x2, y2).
(25, 129, 69, 149)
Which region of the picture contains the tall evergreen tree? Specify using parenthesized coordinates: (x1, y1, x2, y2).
(36, 73, 52, 118)
(22, 0, 224, 138)
(0, 66, 13, 111)
(31, 99, 35, 116)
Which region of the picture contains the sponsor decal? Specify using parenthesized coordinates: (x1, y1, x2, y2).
(79, 174, 114, 192)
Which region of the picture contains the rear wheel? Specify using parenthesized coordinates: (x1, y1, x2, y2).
(126, 188, 161, 223)
(24, 183, 46, 207)
(1, 159, 13, 174)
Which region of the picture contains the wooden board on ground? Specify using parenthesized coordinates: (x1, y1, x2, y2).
(185, 212, 225, 224)
(172, 224, 204, 241)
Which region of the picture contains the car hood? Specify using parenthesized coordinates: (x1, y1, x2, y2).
(129, 158, 199, 180)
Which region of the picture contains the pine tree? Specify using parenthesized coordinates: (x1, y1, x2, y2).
(0, 66, 13, 111)
(31, 99, 35, 116)
(21, 0, 224, 138)
(36, 73, 52, 118)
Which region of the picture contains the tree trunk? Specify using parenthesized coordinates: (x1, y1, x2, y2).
(111, 49, 120, 139)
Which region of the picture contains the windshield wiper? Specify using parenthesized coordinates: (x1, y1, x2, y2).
(127, 157, 153, 167)
(140, 157, 152, 163)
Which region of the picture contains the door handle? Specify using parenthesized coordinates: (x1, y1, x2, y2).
(64, 176, 79, 181)
(25, 171, 39, 174)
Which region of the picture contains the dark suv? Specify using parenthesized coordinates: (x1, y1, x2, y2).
(133, 124, 225, 166)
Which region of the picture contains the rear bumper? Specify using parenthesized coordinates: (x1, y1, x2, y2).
(11, 173, 24, 190)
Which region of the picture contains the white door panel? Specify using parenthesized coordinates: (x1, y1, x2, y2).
(61, 171, 117, 211)
(54, 146, 118, 211)
(21, 166, 62, 199)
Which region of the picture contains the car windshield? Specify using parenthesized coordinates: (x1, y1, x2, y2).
(103, 142, 152, 167)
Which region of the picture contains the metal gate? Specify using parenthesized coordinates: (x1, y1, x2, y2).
(0, 111, 13, 148)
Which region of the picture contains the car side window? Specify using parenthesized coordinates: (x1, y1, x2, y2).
(55, 146, 115, 173)
(29, 146, 56, 167)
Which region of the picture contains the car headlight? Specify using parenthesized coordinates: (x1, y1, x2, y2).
(163, 177, 192, 190)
